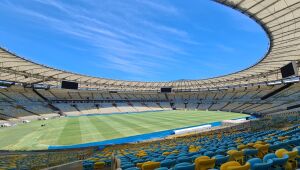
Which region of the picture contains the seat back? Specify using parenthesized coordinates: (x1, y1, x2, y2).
(174, 163, 195, 170)
(254, 144, 269, 159)
(228, 150, 244, 164)
(221, 161, 250, 170)
(214, 155, 230, 166)
(142, 161, 160, 170)
(220, 161, 241, 170)
(195, 156, 216, 170)
(160, 159, 176, 168)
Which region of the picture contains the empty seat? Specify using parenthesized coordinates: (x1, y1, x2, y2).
(174, 162, 195, 170)
(194, 156, 215, 170)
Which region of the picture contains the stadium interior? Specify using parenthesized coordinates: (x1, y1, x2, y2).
(1, 0, 300, 170)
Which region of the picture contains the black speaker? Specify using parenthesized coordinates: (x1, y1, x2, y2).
(280, 61, 298, 78)
(161, 87, 172, 93)
(61, 81, 78, 89)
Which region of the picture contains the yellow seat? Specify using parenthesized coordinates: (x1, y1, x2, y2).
(275, 149, 298, 170)
(220, 161, 250, 170)
(237, 144, 247, 151)
(227, 150, 244, 164)
(172, 150, 179, 154)
(278, 136, 289, 141)
(162, 152, 171, 156)
(195, 156, 216, 170)
(247, 143, 255, 148)
(253, 144, 269, 158)
(142, 161, 160, 170)
(94, 161, 105, 170)
(137, 162, 144, 168)
(255, 141, 267, 145)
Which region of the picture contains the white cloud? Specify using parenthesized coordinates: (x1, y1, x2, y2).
(0, 0, 203, 80)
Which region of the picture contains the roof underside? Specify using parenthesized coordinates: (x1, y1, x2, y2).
(0, 0, 300, 91)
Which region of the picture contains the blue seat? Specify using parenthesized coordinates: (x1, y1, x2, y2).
(263, 153, 288, 169)
(213, 155, 229, 167)
(203, 151, 214, 157)
(269, 143, 285, 152)
(247, 158, 273, 170)
(82, 162, 94, 170)
(121, 162, 135, 169)
(176, 156, 192, 163)
(243, 149, 258, 161)
(215, 149, 226, 155)
(161, 159, 176, 168)
(124, 167, 140, 170)
(152, 157, 164, 162)
(174, 162, 195, 170)
(154, 168, 168, 170)
(166, 155, 176, 159)
(191, 154, 202, 162)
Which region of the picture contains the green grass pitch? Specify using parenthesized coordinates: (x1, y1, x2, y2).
(0, 110, 247, 150)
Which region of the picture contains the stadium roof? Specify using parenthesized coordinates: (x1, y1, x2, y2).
(0, 0, 300, 91)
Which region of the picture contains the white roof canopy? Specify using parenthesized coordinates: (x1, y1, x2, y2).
(0, 0, 299, 91)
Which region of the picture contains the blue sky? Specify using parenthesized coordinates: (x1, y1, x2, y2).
(0, 0, 268, 82)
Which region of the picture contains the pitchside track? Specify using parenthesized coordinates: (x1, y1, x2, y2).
(0, 110, 247, 150)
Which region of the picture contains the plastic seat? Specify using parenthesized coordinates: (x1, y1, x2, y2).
(160, 159, 176, 168)
(176, 156, 192, 163)
(162, 152, 171, 156)
(215, 149, 226, 155)
(213, 155, 230, 168)
(122, 163, 135, 169)
(154, 168, 168, 170)
(204, 151, 215, 157)
(293, 146, 300, 168)
(125, 167, 140, 170)
(263, 153, 288, 170)
(136, 162, 145, 168)
(191, 154, 202, 162)
(152, 158, 164, 162)
(194, 156, 216, 170)
(269, 143, 285, 152)
(166, 155, 176, 160)
(237, 144, 248, 150)
(227, 150, 244, 164)
(247, 158, 273, 170)
(142, 162, 160, 170)
(174, 162, 195, 170)
(220, 161, 250, 170)
(83, 162, 94, 170)
(253, 144, 269, 159)
(243, 149, 258, 161)
(275, 148, 298, 170)
(94, 161, 105, 170)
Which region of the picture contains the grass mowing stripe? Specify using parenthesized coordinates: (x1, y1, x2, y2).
(108, 115, 151, 133)
(40, 119, 69, 147)
(122, 114, 172, 129)
(57, 117, 82, 145)
(79, 116, 102, 143)
(89, 116, 123, 139)
(10, 125, 47, 150)
(131, 114, 199, 128)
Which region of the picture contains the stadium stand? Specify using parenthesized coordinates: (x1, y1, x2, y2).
(85, 117, 300, 170)
(1, 0, 300, 169)
(0, 81, 300, 121)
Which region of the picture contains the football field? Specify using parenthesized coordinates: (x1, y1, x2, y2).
(0, 110, 247, 150)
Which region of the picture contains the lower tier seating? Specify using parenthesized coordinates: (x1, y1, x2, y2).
(83, 123, 300, 170)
